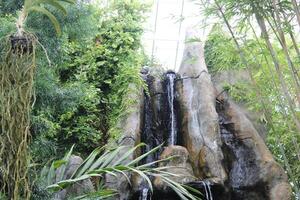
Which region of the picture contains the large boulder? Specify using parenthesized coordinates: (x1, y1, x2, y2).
(177, 29, 227, 182)
(153, 145, 196, 190)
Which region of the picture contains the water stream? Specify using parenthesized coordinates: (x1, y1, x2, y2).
(164, 72, 178, 145)
(200, 181, 213, 200)
(137, 70, 216, 200)
(140, 188, 150, 200)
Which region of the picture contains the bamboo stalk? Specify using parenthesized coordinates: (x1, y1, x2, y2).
(254, 12, 300, 132)
(270, 0, 300, 102)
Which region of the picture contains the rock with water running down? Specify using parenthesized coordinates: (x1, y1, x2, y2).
(216, 97, 292, 200)
(126, 28, 291, 200)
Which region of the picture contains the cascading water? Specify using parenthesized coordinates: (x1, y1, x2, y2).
(140, 188, 150, 200)
(201, 181, 213, 200)
(164, 72, 178, 145)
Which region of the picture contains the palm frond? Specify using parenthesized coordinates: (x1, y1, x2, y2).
(43, 144, 201, 200)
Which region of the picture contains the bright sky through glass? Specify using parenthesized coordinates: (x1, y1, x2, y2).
(142, 0, 210, 71)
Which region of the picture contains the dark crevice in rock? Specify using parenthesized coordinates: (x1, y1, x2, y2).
(140, 73, 161, 165)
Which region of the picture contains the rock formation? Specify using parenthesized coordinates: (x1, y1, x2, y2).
(104, 29, 292, 200)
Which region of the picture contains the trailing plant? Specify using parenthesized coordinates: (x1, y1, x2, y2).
(0, 34, 36, 199)
(0, 1, 75, 199)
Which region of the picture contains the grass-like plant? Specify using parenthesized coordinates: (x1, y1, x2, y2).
(42, 144, 202, 200)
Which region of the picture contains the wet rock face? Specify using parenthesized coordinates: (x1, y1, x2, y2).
(212, 69, 267, 140)
(217, 100, 266, 199)
(216, 98, 292, 200)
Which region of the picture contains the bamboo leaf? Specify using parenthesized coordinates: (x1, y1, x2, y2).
(58, 0, 76, 4)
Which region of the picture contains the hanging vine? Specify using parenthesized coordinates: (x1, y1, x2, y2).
(0, 33, 36, 199)
(0, 1, 74, 198)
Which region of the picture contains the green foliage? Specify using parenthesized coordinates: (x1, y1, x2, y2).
(0, 0, 23, 15)
(18, 0, 75, 36)
(204, 24, 243, 73)
(204, 23, 300, 195)
(1, 0, 148, 198)
(56, 0, 147, 144)
(0, 14, 16, 37)
(24, 1, 148, 169)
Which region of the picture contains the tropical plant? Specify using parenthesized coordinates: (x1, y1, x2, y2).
(15, 0, 75, 37)
(0, 1, 75, 199)
(42, 144, 202, 200)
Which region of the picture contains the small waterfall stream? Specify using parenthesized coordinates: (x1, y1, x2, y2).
(200, 181, 213, 200)
(136, 70, 218, 200)
(165, 72, 178, 145)
(140, 188, 150, 200)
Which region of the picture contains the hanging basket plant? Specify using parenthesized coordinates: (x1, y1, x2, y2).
(0, 0, 74, 199)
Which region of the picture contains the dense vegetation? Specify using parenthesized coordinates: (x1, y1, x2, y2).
(202, 0, 300, 197)
(1, 0, 300, 199)
(0, 0, 148, 199)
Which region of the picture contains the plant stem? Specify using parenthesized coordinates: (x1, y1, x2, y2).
(16, 7, 27, 36)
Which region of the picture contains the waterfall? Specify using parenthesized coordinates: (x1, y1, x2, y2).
(139, 188, 150, 200)
(200, 181, 213, 200)
(165, 72, 178, 145)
